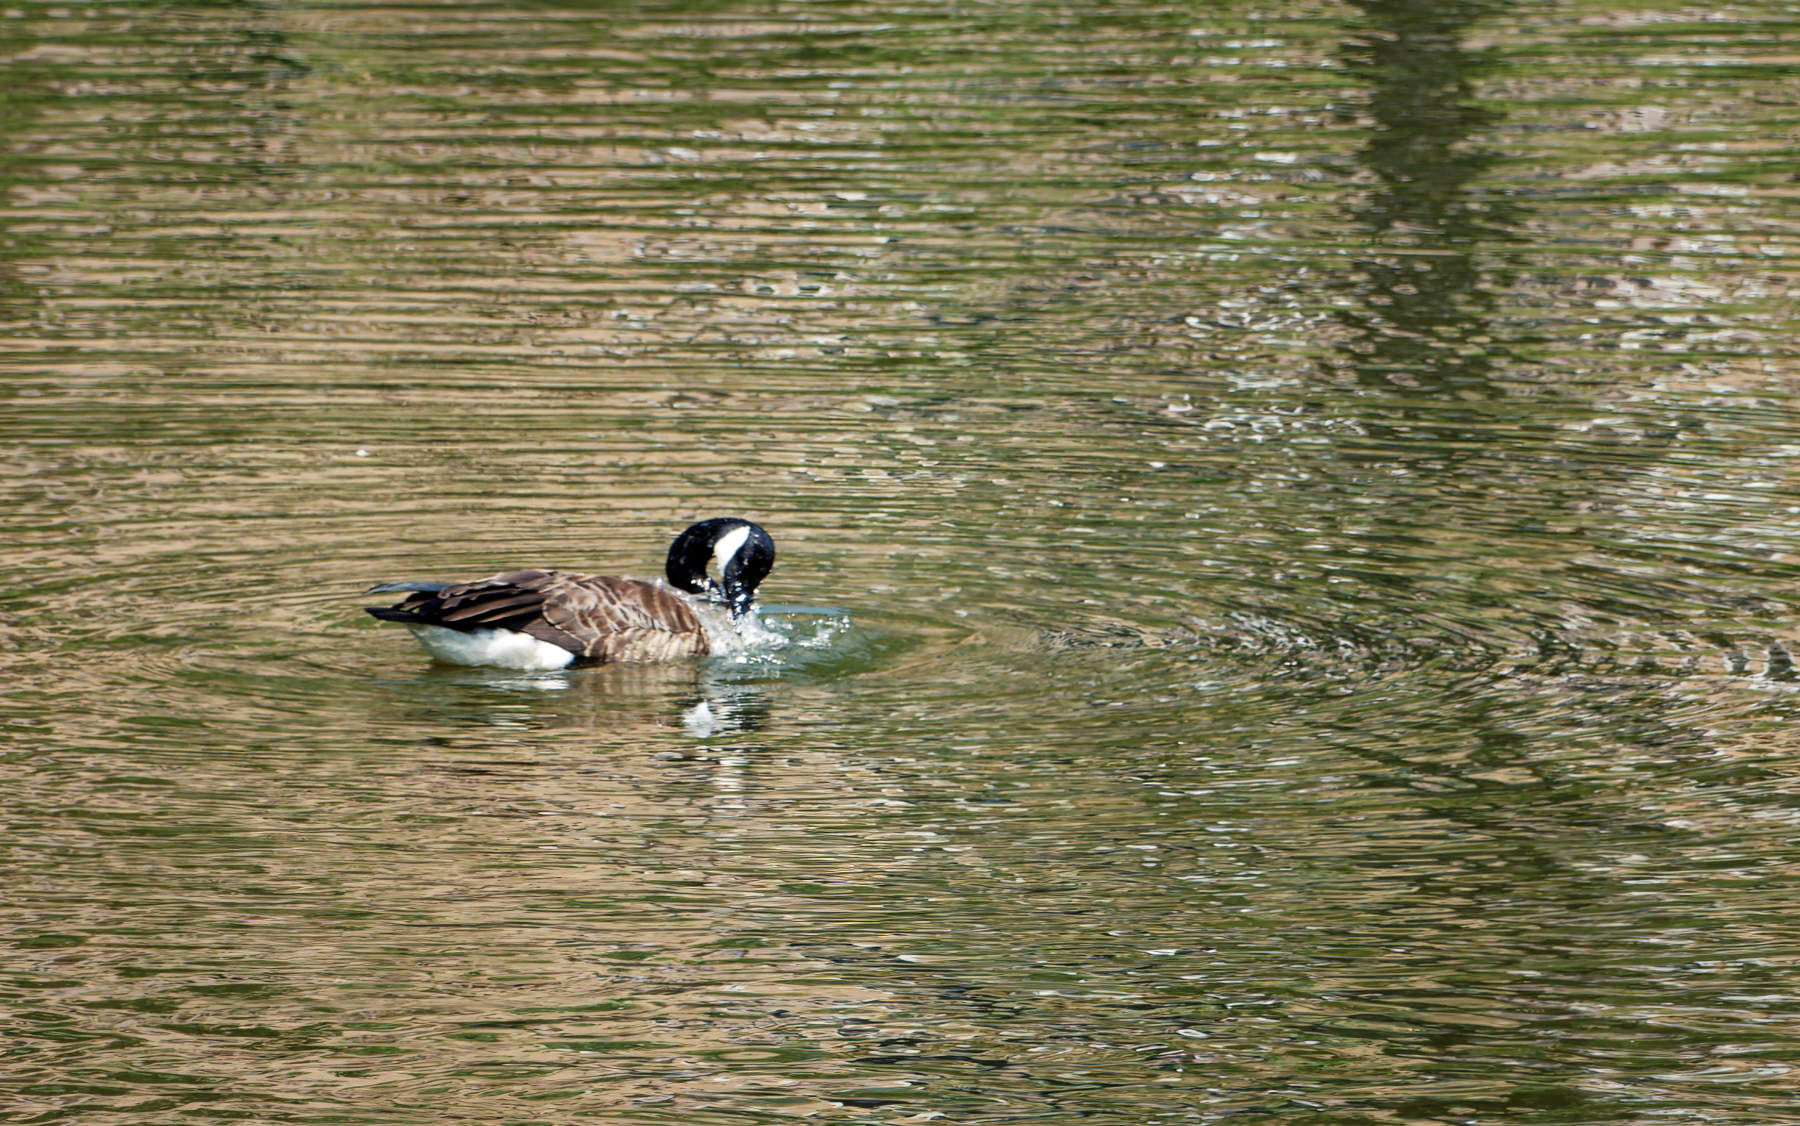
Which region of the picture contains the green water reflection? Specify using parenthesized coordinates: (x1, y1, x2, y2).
(1337, 0, 1519, 394)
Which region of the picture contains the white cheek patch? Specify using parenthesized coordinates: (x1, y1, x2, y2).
(711, 524, 752, 577)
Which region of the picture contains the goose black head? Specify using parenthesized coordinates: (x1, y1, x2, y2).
(666, 518, 776, 620)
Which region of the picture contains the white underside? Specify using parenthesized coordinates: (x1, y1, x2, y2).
(407, 624, 576, 671)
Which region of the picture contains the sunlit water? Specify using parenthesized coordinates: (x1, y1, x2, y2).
(6, 0, 1800, 1123)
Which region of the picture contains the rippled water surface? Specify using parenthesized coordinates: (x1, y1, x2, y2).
(7, 0, 1800, 1122)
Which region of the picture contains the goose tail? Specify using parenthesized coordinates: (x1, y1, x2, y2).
(365, 605, 425, 623)
(365, 580, 452, 595)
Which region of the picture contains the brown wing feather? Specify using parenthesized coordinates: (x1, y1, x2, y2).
(393, 569, 558, 627)
(390, 570, 708, 664)
(528, 576, 708, 661)
(595, 627, 712, 663)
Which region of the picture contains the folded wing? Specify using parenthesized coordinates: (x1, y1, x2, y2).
(366, 570, 709, 663)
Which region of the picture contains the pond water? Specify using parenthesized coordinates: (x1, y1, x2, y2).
(6, 0, 1800, 1122)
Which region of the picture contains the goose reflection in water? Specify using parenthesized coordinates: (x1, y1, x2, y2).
(371, 604, 863, 739)
(390, 660, 776, 741)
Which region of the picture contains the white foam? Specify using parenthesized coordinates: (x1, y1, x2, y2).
(727, 607, 788, 652)
(665, 590, 787, 660)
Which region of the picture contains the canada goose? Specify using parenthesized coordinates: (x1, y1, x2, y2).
(364, 518, 776, 671)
